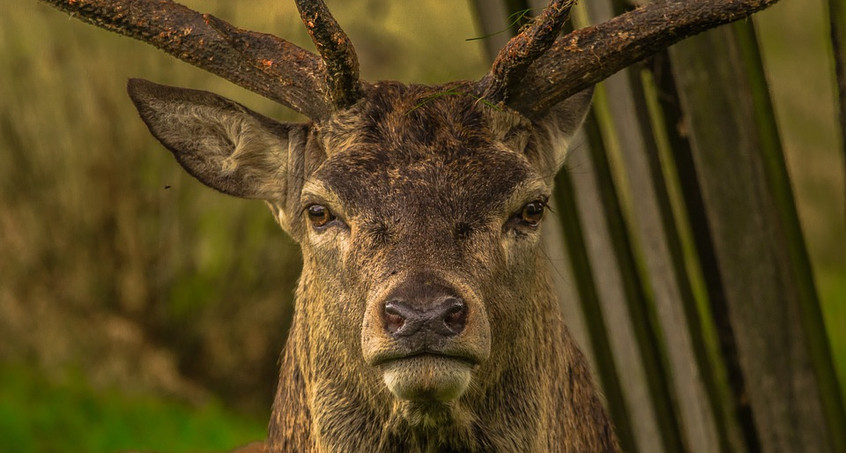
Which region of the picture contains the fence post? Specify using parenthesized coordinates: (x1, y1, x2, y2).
(667, 20, 846, 453)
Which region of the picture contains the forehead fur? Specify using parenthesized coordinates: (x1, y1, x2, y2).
(310, 81, 540, 220)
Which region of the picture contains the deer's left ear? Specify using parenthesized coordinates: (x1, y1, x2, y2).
(525, 87, 593, 176)
(127, 78, 308, 201)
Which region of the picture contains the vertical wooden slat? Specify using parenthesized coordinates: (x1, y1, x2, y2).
(735, 23, 846, 453)
(581, 1, 736, 448)
(652, 53, 760, 451)
(578, 1, 691, 451)
(563, 119, 665, 453)
(549, 163, 640, 453)
(629, 67, 743, 452)
(668, 21, 846, 453)
(597, 60, 723, 452)
(644, 54, 757, 453)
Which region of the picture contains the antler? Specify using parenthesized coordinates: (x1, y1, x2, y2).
(40, 0, 780, 121)
(475, 0, 576, 105)
(489, 0, 781, 117)
(294, 0, 362, 110)
(37, 0, 351, 120)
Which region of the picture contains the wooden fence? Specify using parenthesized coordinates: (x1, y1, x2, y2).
(471, 1, 846, 452)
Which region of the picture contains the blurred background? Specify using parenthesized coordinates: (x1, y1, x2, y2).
(0, 0, 842, 451)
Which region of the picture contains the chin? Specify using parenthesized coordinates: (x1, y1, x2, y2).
(381, 354, 474, 424)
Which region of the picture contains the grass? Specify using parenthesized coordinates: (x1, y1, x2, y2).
(0, 365, 265, 453)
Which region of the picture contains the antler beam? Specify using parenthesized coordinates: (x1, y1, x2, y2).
(505, 0, 781, 117)
(38, 0, 333, 119)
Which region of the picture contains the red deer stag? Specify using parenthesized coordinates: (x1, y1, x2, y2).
(40, 0, 780, 451)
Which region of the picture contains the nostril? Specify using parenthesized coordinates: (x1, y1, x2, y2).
(441, 298, 467, 335)
(380, 294, 467, 339)
(383, 301, 407, 334)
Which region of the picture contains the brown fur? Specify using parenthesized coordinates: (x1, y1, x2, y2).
(127, 78, 618, 452)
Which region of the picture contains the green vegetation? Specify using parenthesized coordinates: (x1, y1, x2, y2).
(0, 365, 265, 453)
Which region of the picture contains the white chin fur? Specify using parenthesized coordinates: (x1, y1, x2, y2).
(382, 355, 472, 402)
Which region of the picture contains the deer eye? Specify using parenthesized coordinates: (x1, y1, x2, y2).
(306, 204, 336, 228)
(519, 200, 547, 226)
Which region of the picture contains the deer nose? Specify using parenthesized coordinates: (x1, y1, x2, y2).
(382, 297, 467, 339)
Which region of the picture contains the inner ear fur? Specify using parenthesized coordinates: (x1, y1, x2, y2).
(530, 87, 594, 175)
(488, 87, 593, 178)
(127, 78, 307, 201)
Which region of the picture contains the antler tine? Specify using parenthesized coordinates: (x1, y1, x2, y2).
(475, 0, 576, 105)
(295, 0, 362, 111)
(506, 0, 781, 117)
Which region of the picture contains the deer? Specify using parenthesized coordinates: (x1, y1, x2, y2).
(40, 0, 781, 451)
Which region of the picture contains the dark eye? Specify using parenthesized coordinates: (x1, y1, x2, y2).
(519, 200, 546, 226)
(306, 204, 336, 228)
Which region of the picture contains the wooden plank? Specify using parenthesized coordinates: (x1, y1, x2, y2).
(668, 21, 846, 453)
(563, 122, 665, 453)
(580, 0, 736, 442)
(574, 2, 691, 451)
(598, 61, 724, 452)
(649, 50, 763, 452)
(551, 138, 640, 453)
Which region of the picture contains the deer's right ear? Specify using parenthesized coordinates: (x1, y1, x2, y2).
(127, 78, 308, 203)
(528, 87, 593, 177)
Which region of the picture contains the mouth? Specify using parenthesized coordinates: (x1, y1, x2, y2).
(372, 350, 480, 368)
(378, 352, 477, 403)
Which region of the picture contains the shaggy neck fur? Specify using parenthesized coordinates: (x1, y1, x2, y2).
(267, 261, 617, 452)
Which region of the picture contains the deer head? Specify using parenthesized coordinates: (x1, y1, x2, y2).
(41, 0, 781, 450)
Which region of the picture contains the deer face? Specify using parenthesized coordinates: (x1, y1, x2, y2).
(128, 78, 591, 420)
(305, 82, 553, 406)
